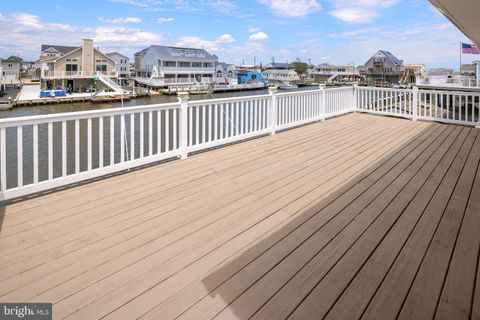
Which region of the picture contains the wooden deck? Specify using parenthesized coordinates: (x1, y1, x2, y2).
(1, 113, 480, 320)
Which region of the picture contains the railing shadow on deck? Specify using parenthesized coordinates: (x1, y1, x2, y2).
(187, 121, 451, 320)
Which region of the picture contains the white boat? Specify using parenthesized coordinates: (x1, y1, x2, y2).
(278, 82, 298, 90)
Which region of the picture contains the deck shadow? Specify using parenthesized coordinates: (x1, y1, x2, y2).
(196, 121, 447, 319)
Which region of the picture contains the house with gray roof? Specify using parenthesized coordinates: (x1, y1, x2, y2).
(106, 52, 130, 84)
(134, 45, 218, 85)
(39, 39, 120, 93)
(362, 50, 404, 85)
(1, 56, 22, 82)
(215, 62, 237, 84)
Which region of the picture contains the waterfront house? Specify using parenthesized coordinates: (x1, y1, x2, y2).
(215, 62, 237, 84)
(106, 52, 130, 85)
(308, 63, 360, 84)
(263, 62, 299, 82)
(362, 50, 404, 85)
(39, 39, 118, 92)
(0, 56, 22, 83)
(134, 45, 218, 86)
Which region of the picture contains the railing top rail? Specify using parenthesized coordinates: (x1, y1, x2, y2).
(324, 86, 355, 92)
(417, 88, 480, 95)
(277, 89, 322, 97)
(356, 86, 412, 93)
(0, 102, 180, 127)
(188, 94, 270, 106)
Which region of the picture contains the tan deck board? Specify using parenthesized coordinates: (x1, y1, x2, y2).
(323, 127, 476, 320)
(435, 131, 480, 320)
(0, 113, 478, 320)
(0, 117, 383, 285)
(221, 123, 455, 320)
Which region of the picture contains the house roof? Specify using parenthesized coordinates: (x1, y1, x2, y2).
(136, 45, 218, 59)
(215, 62, 231, 69)
(106, 52, 129, 59)
(375, 50, 404, 65)
(41, 45, 80, 55)
(2, 55, 23, 63)
(265, 62, 291, 69)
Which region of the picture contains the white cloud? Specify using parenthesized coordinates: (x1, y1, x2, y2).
(0, 13, 162, 60)
(98, 17, 142, 23)
(329, 8, 377, 23)
(216, 33, 235, 43)
(327, 0, 400, 23)
(175, 36, 220, 52)
(248, 27, 260, 33)
(93, 26, 160, 44)
(174, 33, 236, 52)
(249, 31, 269, 41)
(259, 0, 321, 18)
(156, 17, 175, 23)
(110, 0, 238, 15)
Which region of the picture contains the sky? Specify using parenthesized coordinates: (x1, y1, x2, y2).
(0, 0, 477, 69)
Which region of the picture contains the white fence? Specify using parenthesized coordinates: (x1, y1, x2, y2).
(356, 86, 480, 126)
(0, 85, 479, 200)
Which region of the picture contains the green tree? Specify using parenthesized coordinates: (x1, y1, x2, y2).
(291, 59, 309, 75)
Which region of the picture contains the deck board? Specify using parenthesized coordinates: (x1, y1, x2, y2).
(0, 113, 479, 320)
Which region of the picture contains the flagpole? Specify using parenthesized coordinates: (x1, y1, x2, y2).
(460, 41, 462, 74)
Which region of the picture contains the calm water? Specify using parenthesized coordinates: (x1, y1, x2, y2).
(0, 87, 317, 119)
(1, 87, 318, 190)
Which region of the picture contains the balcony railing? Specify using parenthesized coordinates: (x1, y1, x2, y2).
(42, 70, 117, 79)
(0, 85, 479, 200)
(160, 66, 214, 74)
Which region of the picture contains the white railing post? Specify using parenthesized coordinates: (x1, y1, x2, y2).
(412, 86, 418, 122)
(178, 92, 189, 159)
(320, 84, 326, 121)
(269, 86, 277, 135)
(353, 84, 358, 113)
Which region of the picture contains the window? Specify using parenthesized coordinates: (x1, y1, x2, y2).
(8, 64, 13, 67)
(192, 62, 202, 68)
(203, 62, 213, 68)
(66, 64, 78, 72)
(178, 62, 190, 67)
(164, 61, 176, 67)
(96, 64, 107, 72)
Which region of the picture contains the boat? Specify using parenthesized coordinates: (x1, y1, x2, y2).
(278, 82, 298, 90)
(91, 94, 131, 103)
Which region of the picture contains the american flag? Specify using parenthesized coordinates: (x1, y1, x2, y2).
(462, 42, 480, 54)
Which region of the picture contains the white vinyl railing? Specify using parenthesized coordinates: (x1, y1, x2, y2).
(356, 86, 480, 126)
(0, 85, 479, 200)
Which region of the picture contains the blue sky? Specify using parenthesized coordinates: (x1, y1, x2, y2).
(0, 0, 477, 69)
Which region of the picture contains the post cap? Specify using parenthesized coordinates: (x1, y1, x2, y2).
(177, 91, 189, 100)
(268, 86, 278, 93)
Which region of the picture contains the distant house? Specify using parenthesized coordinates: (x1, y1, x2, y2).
(107, 52, 130, 84)
(1, 56, 22, 82)
(39, 39, 118, 92)
(263, 62, 299, 82)
(134, 45, 218, 85)
(362, 50, 404, 84)
(308, 63, 358, 83)
(215, 62, 237, 84)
